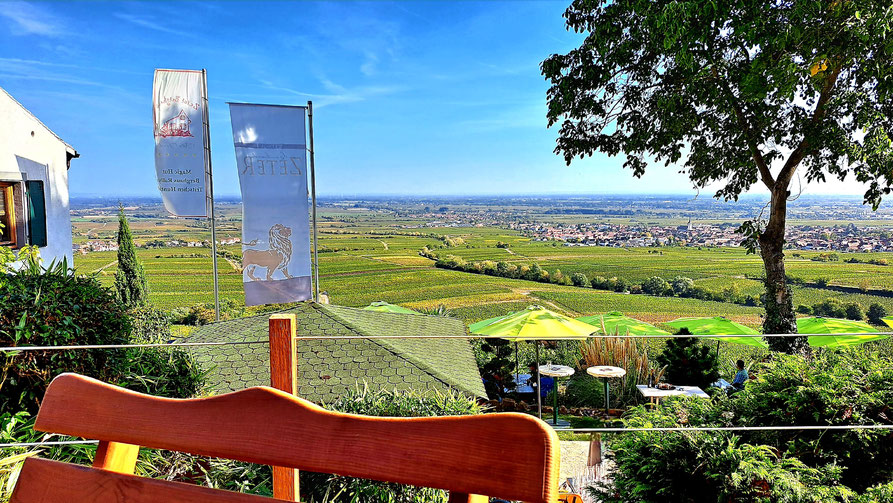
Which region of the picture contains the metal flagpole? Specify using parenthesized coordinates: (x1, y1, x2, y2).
(202, 69, 220, 321)
(307, 101, 320, 302)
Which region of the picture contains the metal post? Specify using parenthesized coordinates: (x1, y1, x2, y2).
(536, 342, 542, 420)
(603, 378, 610, 414)
(202, 69, 220, 321)
(307, 101, 320, 302)
(553, 377, 559, 425)
(514, 341, 519, 383)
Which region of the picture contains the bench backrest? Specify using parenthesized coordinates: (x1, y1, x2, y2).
(11, 373, 560, 503)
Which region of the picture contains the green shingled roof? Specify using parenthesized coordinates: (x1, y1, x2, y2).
(182, 302, 486, 403)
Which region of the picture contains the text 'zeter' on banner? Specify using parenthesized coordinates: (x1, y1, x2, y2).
(229, 103, 312, 306)
(152, 69, 209, 217)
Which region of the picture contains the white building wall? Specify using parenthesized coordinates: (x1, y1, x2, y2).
(0, 88, 75, 265)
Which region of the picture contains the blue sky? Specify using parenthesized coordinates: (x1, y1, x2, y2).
(0, 1, 869, 198)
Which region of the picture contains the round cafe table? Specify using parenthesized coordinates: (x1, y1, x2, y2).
(587, 366, 627, 414)
(539, 364, 575, 426)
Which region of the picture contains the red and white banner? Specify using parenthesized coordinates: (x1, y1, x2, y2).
(152, 69, 209, 217)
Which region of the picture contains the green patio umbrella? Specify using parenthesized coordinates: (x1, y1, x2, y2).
(665, 316, 767, 348)
(577, 311, 671, 336)
(362, 301, 420, 315)
(796, 317, 890, 348)
(469, 305, 596, 422)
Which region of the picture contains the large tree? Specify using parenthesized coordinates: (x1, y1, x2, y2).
(542, 0, 893, 352)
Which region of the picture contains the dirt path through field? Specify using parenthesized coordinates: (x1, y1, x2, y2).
(93, 260, 117, 273)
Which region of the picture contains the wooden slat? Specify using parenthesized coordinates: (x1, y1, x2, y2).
(10, 457, 274, 503)
(269, 314, 299, 501)
(35, 373, 559, 503)
(92, 440, 139, 473)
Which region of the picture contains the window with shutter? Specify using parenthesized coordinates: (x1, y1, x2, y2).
(26, 180, 47, 247)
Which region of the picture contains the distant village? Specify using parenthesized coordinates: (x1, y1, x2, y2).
(75, 237, 240, 254)
(517, 221, 893, 252)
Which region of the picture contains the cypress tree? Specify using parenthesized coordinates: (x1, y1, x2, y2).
(655, 328, 719, 389)
(114, 206, 149, 307)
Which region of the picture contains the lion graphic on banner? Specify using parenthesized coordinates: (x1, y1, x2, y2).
(243, 224, 293, 281)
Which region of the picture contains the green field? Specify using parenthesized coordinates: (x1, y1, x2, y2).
(70, 207, 893, 331)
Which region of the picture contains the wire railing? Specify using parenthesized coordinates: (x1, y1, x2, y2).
(1, 330, 889, 353)
(0, 329, 890, 445)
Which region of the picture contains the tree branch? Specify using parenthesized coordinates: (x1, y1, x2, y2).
(776, 64, 842, 189)
(711, 65, 776, 190)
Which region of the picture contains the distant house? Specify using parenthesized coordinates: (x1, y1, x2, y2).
(183, 302, 487, 403)
(0, 86, 78, 264)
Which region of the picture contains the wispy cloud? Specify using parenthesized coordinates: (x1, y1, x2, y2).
(113, 12, 182, 35)
(1, 1, 64, 37)
(258, 77, 406, 108)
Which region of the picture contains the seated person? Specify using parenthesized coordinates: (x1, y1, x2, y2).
(525, 363, 555, 399)
(526, 363, 540, 395)
(727, 360, 748, 395)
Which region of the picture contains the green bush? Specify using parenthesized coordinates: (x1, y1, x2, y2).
(670, 275, 694, 297)
(812, 298, 847, 318)
(844, 302, 865, 321)
(130, 305, 173, 341)
(0, 261, 131, 414)
(641, 276, 671, 296)
(563, 371, 604, 407)
(654, 328, 718, 389)
(867, 303, 887, 325)
(730, 351, 893, 490)
(593, 350, 893, 500)
(570, 272, 590, 288)
(592, 403, 856, 503)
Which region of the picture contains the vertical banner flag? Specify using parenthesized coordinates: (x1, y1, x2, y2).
(153, 69, 209, 217)
(229, 103, 312, 305)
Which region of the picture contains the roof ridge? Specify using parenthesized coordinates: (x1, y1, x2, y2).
(314, 304, 466, 392)
(0, 85, 77, 154)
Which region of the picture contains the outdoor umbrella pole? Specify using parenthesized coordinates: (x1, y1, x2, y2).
(515, 341, 519, 384)
(536, 341, 542, 420)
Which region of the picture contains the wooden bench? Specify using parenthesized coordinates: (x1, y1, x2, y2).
(10, 373, 561, 503)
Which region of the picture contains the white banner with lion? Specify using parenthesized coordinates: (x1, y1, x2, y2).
(229, 103, 311, 306)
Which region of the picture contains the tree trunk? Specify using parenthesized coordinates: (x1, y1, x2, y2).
(759, 188, 807, 353)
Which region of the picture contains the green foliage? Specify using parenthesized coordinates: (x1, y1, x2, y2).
(812, 298, 847, 318)
(641, 276, 671, 296)
(563, 371, 604, 407)
(129, 305, 173, 341)
(114, 208, 149, 308)
(593, 405, 855, 503)
(670, 275, 694, 297)
(844, 301, 865, 321)
(570, 272, 590, 288)
(730, 351, 893, 490)
(594, 350, 893, 501)
(655, 328, 719, 389)
(0, 260, 131, 414)
(867, 302, 887, 325)
(0, 411, 98, 503)
(474, 337, 516, 400)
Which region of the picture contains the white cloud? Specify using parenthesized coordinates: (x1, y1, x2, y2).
(113, 12, 184, 35)
(0, 1, 64, 37)
(259, 77, 406, 108)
